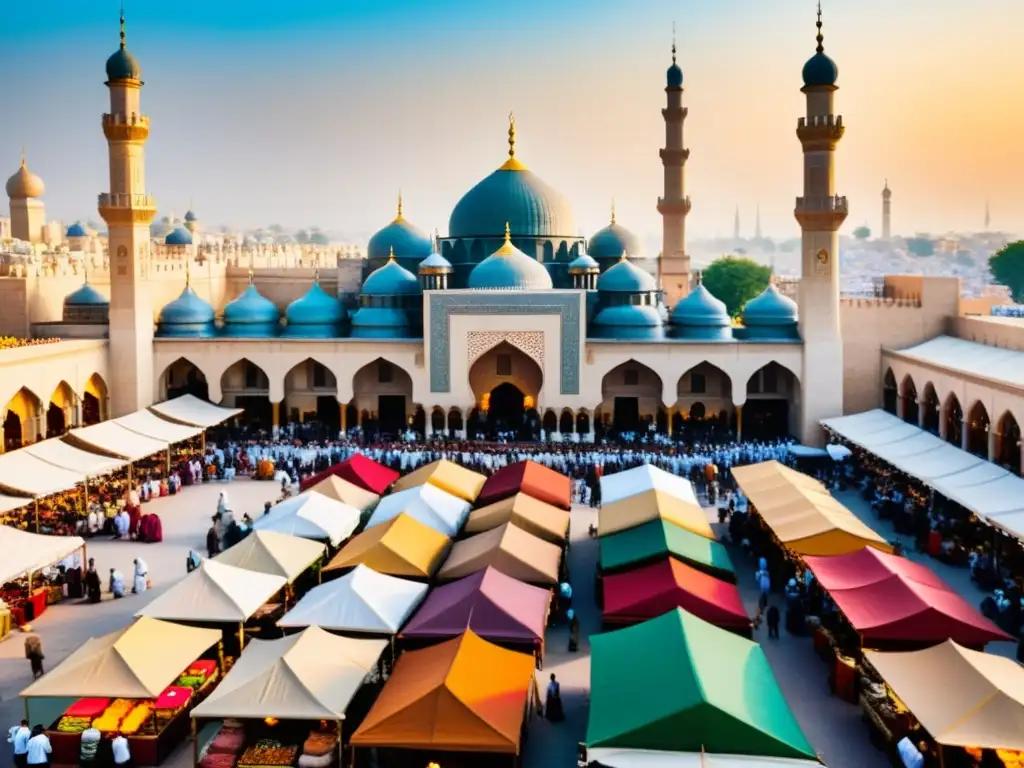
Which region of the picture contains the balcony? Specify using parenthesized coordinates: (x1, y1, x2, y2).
(102, 113, 150, 142)
(98, 193, 156, 210)
(795, 195, 848, 214)
(97, 193, 157, 225)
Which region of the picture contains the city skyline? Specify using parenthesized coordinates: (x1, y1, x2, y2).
(3, 0, 1021, 240)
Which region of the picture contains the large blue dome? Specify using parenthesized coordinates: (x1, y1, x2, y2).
(64, 283, 108, 308)
(597, 256, 657, 293)
(742, 283, 798, 326)
(156, 285, 216, 338)
(587, 217, 644, 260)
(468, 224, 554, 291)
(284, 279, 342, 338)
(66, 222, 88, 238)
(222, 281, 280, 337)
(591, 304, 665, 340)
(670, 282, 729, 327)
(362, 252, 421, 296)
(165, 227, 192, 246)
(368, 200, 433, 261)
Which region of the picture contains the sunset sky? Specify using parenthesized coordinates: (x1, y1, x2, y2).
(3, 0, 1022, 240)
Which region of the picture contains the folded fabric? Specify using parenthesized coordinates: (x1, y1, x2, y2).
(66, 699, 111, 718)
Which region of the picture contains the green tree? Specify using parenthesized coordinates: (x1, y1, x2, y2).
(989, 240, 1024, 301)
(906, 237, 934, 257)
(853, 225, 871, 240)
(701, 256, 772, 316)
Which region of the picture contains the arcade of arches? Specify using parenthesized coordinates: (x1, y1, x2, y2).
(1, 374, 108, 453)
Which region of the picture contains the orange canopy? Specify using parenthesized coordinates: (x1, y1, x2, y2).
(350, 630, 537, 754)
(323, 513, 450, 579)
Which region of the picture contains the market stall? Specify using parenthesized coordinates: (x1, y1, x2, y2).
(299, 452, 399, 495)
(587, 608, 815, 760)
(278, 564, 428, 636)
(214, 530, 325, 591)
(598, 519, 736, 582)
(350, 630, 540, 767)
(322, 513, 450, 579)
(392, 459, 486, 503)
(149, 394, 243, 429)
(437, 522, 562, 586)
(599, 489, 714, 539)
(0, 526, 85, 626)
(0, 449, 86, 532)
(366, 483, 471, 537)
(66, 420, 169, 463)
(192, 627, 386, 768)
(253, 492, 361, 547)
(601, 558, 750, 634)
(115, 409, 204, 444)
(585, 748, 823, 767)
(21, 617, 222, 766)
(599, 464, 700, 507)
(476, 459, 572, 510)
(305, 475, 380, 514)
(465, 493, 569, 545)
(401, 566, 550, 658)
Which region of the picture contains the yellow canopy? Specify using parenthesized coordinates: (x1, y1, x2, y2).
(307, 475, 379, 513)
(732, 461, 890, 556)
(867, 641, 1024, 751)
(21, 617, 221, 699)
(438, 522, 562, 585)
(465, 493, 569, 544)
(393, 459, 485, 502)
(323, 513, 450, 578)
(599, 489, 714, 539)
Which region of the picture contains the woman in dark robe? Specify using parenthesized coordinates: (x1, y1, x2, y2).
(85, 558, 102, 604)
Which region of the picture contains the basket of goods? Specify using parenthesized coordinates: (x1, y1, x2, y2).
(66, 699, 111, 718)
(93, 699, 135, 733)
(120, 704, 154, 736)
(56, 716, 92, 734)
(208, 726, 246, 755)
(298, 731, 339, 768)
(997, 750, 1024, 768)
(239, 739, 299, 767)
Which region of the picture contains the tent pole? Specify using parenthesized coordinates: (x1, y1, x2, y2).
(83, 477, 89, 511)
(201, 431, 206, 454)
(191, 718, 198, 767)
(336, 720, 343, 768)
(166, 450, 172, 474)
(129, 462, 134, 487)
(33, 499, 39, 533)
(238, 622, 245, 654)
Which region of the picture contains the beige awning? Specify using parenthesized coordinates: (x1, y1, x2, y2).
(599, 489, 714, 539)
(392, 459, 486, 502)
(21, 617, 221, 699)
(466, 493, 569, 544)
(307, 475, 379, 513)
(66, 421, 167, 462)
(438, 522, 562, 585)
(0, 449, 84, 496)
(25, 438, 127, 477)
(214, 531, 325, 583)
(149, 394, 242, 428)
(0, 526, 84, 583)
(114, 409, 203, 443)
(192, 626, 385, 721)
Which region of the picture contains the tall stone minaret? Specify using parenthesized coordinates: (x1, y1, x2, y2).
(755, 205, 762, 239)
(657, 26, 692, 308)
(795, 3, 847, 445)
(733, 206, 741, 239)
(98, 8, 158, 416)
(881, 180, 891, 239)
(985, 200, 991, 231)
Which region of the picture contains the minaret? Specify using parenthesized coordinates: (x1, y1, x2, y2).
(98, 7, 158, 416)
(795, 3, 847, 445)
(881, 180, 891, 239)
(984, 200, 991, 231)
(733, 206, 741, 239)
(657, 24, 692, 308)
(755, 205, 762, 239)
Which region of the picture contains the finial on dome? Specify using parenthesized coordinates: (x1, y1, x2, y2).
(503, 221, 511, 244)
(119, 0, 127, 50)
(185, 257, 191, 288)
(815, 1, 824, 53)
(395, 190, 404, 221)
(313, 267, 320, 284)
(387, 245, 396, 262)
(619, 250, 628, 262)
(610, 199, 616, 226)
(247, 268, 254, 285)
(508, 112, 516, 159)
(433, 228, 440, 252)
(695, 270, 702, 285)
(672, 21, 677, 64)
(20, 145, 25, 167)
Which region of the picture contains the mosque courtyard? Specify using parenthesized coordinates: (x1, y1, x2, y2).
(1, 469, 1000, 768)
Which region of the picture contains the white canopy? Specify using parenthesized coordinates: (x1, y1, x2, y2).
(214, 531, 325, 583)
(895, 335, 1024, 389)
(150, 394, 242, 428)
(136, 559, 286, 623)
(114, 409, 203, 443)
(253, 492, 361, 546)
(191, 627, 385, 721)
(788, 445, 829, 458)
(67, 421, 167, 462)
(0, 494, 29, 516)
(0, 526, 84, 583)
(25, 438, 127, 477)
(365, 484, 470, 537)
(823, 409, 1024, 540)
(0, 449, 85, 496)
(600, 464, 699, 507)
(587, 749, 821, 768)
(278, 564, 428, 635)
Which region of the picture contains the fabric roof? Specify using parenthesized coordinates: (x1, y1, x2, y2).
(66, 421, 167, 461)
(803, 548, 1010, 647)
(366, 483, 471, 537)
(0, 449, 85, 496)
(149, 393, 242, 428)
(476, 460, 572, 510)
(823, 409, 1024, 540)
(0, 526, 84, 583)
(587, 608, 814, 760)
(214, 531, 325, 583)
(25, 438, 127, 477)
(21, 617, 221, 699)
(600, 464, 700, 507)
(350, 630, 537, 754)
(253, 491, 361, 546)
(600, 489, 714, 540)
(393, 459, 486, 502)
(191, 626, 385, 721)
(323, 513, 450, 579)
(0, 494, 29, 516)
(465, 492, 569, 544)
(603, 558, 749, 631)
(587, 749, 821, 768)
(300, 453, 399, 495)
(894, 335, 1024, 390)
(599, 519, 736, 581)
(867, 640, 1024, 750)
(136, 559, 286, 623)
(731, 461, 891, 556)
(306, 475, 379, 513)
(114, 409, 203, 443)
(438, 522, 562, 585)
(279, 565, 428, 635)
(401, 566, 550, 645)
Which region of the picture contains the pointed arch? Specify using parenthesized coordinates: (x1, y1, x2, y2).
(3, 387, 42, 451)
(601, 359, 664, 435)
(899, 374, 918, 426)
(965, 400, 990, 457)
(744, 362, 800, 440)
(920, 382, 940, 434)
(542, 409, 558, 435)
(430, 406, 446, 433)
(469, 342, 543, 439)
(283, 357, 339, 431)
(82, 373, 108, 426)
(221, 358, 272, 426)
(160, 357, 210, 402)
(575, 409, 591, 435)
(447, 407, 463, 434)
(882, 367, 898, 415)
(47, 380, 76, 437)
(352, 358, 414, 437)
(676, 362, 734, 402)
(996, 411, 1021, 473)
(942, 392, 963, 446)
(559, 408, 574, 435)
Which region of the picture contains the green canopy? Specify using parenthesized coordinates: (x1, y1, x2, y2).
(587, 608, 815, 761)
(599, 519, 736, 581)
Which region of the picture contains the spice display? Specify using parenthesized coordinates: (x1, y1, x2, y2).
(120, 703, 154, 735)
(56, 716, 91, 734)
(93, 699, 135, 732)
(239, 739, 299, 767)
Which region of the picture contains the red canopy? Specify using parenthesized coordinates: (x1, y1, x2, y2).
(804, 548, 1012, 648)
(299, 453, 398, 495)
(602, 558, 750, 632)
(476, 460, 572, 510)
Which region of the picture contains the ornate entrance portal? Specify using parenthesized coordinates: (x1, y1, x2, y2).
(469, 342, 542, 439)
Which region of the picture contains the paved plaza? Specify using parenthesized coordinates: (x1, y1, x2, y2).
(1, 473, 1008, 768)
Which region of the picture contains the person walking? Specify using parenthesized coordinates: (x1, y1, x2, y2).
(754, 557, 771, 615)
(24, 726, 50, 767)
(24, 636, 44, 679)
(8, 719, 30, 768)
(766, 604, 781, 639)
(544, 673, 564, 722)
(132, 558, 148, 594)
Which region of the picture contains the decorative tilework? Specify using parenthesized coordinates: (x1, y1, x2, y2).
(428, 292, 581, 395)
(467, 331, 545, 369)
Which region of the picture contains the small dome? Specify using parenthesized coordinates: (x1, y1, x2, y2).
(597, 256, 657, 293)
(223, 282, 281, 333)
(468, 223, 553, 291)
(106, 46, 141, 82)
(368, 198, 432, 261)
(362, 252, 421, 296)
(802, 51, 838, 87)
(568, 253, 600, 275)
(592, 304, 665, 341)
(741, 283, 798, 326)
(350, 307, 414, 339)
(667, 62, 683, 89)
(64, 283, 109, 308)
(587, 215, 644, 260)
(670, 281, 730, 327)
(285, 279, 343, 336)
(157, 285, 216, 338)
(165, 227, 193, 246)
(418, 251, 452, 274)
(6, 160, 45, 199)
(184, 210, 197, 222)
(66, 222, 88, 238)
